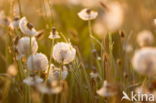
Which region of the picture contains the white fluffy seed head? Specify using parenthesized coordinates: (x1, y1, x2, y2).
(102, 2, 124, 31)
(19, 17, 39, 36)
(132, 48, 156, 76)
(137, 30, 154, 47)
(23, 75, 43, 86)
(52, 42, 76, 64)
(48, 64, 68, 81)
(16, 36, 38, 59)
(27, 53, 49, 71)
(78, 8, 98, 21)
(37, 80, 63, 94)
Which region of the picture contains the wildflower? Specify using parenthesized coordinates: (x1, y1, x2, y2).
(132, 48, 156, 76)
(19, 17, 39, 36)
(48, 64, 68, 81)
(48, 27, 60, 39)
(78, 8, 98, 21)
(7, 64, 17, 77)
(137, 30, 154, 47)
(27, 53, 49, 71)
(37, 80, 64, 94)
(96, 81, 117, 97)
(52, 42, 76, 64)
(9, 17, 20, 30)
(16, 36, 38, 59)
(23, 75, 43, 86)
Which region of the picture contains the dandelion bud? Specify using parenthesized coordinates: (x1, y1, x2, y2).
(78, 8, 98, 21)
(19, 17, 39, 36)
(52, 42, 76, 64)
(132, 48, 156, 76)
(137, 30, 154, 47)
(16, 36, 38, 59)
(27, 53, 49, 71)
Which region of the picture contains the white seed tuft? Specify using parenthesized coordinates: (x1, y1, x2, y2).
(52, 42, 76, 64)
(27, 53, 49, 71)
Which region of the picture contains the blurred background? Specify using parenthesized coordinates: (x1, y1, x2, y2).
(0, 0, 156, 75)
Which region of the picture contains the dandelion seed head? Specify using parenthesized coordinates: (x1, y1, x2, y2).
(78, 8, 98, 21)
(132, 48, 156, 76)
(137, 30, 154, 47)
(37, 80, 63, 94)
(23, 75, 43, 86)
(19, 17, 39, 36)
(27, 53, 49, 71)
(48, 27, 60, 39)
(16, 37, 38, 59)
(52, 42, 76, 64)
(48, 64, 68, 81)
(96, 81, 117, 97)
(102, 2, 124, 31)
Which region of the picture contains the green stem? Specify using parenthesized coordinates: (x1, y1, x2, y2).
(88, 20, 94, 49)
(46, 39, 54, 81)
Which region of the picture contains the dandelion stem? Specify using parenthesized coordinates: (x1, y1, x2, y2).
(88, 20, 94, 49)
(46, 39, 54, 81)
(29, 36, 32, 55)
